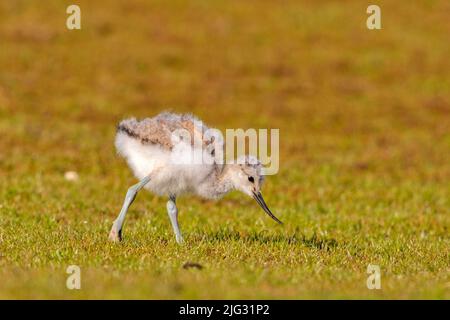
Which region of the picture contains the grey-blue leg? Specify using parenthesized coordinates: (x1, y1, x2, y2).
(109, 175, 151, 242)
(167, 195, 184, 244)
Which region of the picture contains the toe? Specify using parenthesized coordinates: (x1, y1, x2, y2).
(176, 235, 184, 245)
(108, 228, 122, 242)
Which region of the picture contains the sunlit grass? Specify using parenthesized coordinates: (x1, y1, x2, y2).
(0, 0, 449, 299)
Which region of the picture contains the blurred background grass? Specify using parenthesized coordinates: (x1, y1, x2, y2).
(0, 0, 449, 299)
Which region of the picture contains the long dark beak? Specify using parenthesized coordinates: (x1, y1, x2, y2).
(252, 191, 283, 224)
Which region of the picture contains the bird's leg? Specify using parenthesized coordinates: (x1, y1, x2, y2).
(108, 175, 151, 242)
(166, 195, 184, 244)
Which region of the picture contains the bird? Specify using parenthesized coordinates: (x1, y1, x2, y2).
(109, 112, 282, 244)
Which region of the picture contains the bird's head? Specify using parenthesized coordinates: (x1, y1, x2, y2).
(229, 155, 282, 224)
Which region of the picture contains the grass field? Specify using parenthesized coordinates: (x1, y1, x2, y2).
(0, 0, 449, 299)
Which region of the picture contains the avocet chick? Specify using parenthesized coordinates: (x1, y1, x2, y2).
(109, 112, 281, 244)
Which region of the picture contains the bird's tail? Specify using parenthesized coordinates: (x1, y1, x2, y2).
(116, 118, 139, 139)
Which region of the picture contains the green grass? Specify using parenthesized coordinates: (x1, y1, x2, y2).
(0, 0, 449, 299)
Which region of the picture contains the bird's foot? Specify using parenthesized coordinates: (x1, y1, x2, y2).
(108, 226, 122, 243)
(176, 235, 184, 245)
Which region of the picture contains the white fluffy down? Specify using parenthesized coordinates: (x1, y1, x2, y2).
(115, 132, 216, 196)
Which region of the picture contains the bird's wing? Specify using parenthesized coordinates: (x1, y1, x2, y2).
(117, 117, 173, 149)
(117, 113, 216, 151)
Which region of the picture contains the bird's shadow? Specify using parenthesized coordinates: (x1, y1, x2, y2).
(192, 230, 339, 251)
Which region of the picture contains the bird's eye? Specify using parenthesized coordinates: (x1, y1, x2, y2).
(248, 176, 254, 183)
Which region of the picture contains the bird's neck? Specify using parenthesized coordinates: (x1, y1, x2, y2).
(200, 164, 235, 199)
